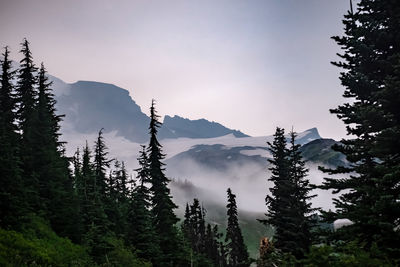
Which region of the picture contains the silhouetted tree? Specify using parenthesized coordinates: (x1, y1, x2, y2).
(286, 131, 316, 257)
(15, 38, 39, 210)
(147, 100, 180, 265)
(320, 0, 400, 254)
(225, 188, 249, 267)
(0, 46, 24, 227)
(33, 63, 78, 240)
(260, 128, 316, 258)
(127, 145, 161, 263)
(260, 127, 292, 252)
(94, 128, 113, 198)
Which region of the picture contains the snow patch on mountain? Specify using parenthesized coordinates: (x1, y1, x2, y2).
(240, 148, 271, 158)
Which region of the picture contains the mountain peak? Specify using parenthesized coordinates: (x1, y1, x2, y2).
(295, 127, 321, 144)
(304, 127, 320, 136)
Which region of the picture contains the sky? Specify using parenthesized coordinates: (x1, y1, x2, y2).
(0, 0, 352, 139)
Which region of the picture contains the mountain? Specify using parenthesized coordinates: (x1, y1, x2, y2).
(161, 115, 248, 139)
(300, 138, 347, 167)
(56, 80, 151, 142)
(51, 77, 249, 142)
(166, 137, 345, 179)
(167, 144, 267, 172)
(295, 127, 321, 144)
(48, 76, 338, 258)
(164, 128, 322, 167)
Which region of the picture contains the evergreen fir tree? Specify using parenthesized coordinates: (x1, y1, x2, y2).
(147, 100, 180, 265)
(214, 225, 228, 267)
(182, 198, 226, 266)
(260, 127, 292, 252)
(0, 46, 24, 227)
(105, 160, 130, 237)
(182, 203, 191, 236)
(286, 131, 316, 258)
(72, 147, 85, 240)
(225, 188, 250, 267)
(260, 128, 316, 258)
(320, 0, 400, 253)
(15, 38, 39, 210)
(77, 142, 96, 233)
(205, 224, 223, 266)
(189, 199, 206, 253)
(219, 239, 228, 267)
(94, 128, 113, 198)
(127, 145, 161, 263)
(33, 63, 78, 240)
(81, 139, 112, 263)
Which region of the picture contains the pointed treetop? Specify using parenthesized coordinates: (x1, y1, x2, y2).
(349, 0, 354, 15)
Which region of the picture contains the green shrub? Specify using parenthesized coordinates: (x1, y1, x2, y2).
(301, 242, 397, 267)
(106, 237, 151, 267)
(0, 216, 91, 266)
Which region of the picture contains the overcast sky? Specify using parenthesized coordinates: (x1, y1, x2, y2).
(0, 0, 351, 139)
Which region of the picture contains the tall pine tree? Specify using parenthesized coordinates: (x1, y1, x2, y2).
(127, 145, 161, 263)
(147, 100, 180, 265)
(0, 46, 24, 227)
(286, 131, 316, 258)
(15, 38, 39, 210)
(320, 0, 400, 253)
(33, 63, 78, 240)
(225, 188, 249, 267)
(81, 136, 113, 263)
(260, 128, 315, 258)
(94, 128, 112, 199)
(261, 127, 291, 252)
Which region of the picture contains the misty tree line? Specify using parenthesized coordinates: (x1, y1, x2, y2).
(0, 39, 251, 266)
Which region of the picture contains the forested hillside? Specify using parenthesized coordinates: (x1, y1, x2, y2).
(1, 0, 400, 266)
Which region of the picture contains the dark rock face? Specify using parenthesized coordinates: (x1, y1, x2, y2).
(53, 79, 249, 142)
(56, 80, 151, 143)
(161, 115, 249, 139)
(300, 138, 347, 167)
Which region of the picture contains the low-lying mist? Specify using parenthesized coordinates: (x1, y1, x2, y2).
(167, 158, 339, 213)
(62, 125, 341, 215)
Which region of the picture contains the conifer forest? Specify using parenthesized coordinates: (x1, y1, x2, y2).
(1, 0, 400, 266)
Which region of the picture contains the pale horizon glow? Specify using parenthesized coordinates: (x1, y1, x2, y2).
(0, 0, 351, 139)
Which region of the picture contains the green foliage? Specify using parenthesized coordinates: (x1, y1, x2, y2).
(33, 63, 79, 241)
(226, 188, 250, 267)
(127, 146, 161, 263)
(182, 199, 228, 266)
(104, 237, 152, 267)
(0, 216, 91, 266)
(15, 39, 40, 212)
(261, 128, 316, 258)
(0, 46, 24, 228)
(258, 241, 397, 267)
(147, 100, 181, 265)
(257, 241, 296, 267)
(300, 242, 398, 267)
(320, 0, 400, 252)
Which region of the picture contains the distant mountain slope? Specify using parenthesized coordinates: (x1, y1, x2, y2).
(167, 137, 345, 173)
(161, 115, 248, 139)
(51, 77, 250, 142)
(300, 138, 347, 167)
(56, 80, 151, 143)
(164, 128, 322, 167)
(167, 144, 267, 172)
(295, 127, 321, 144)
